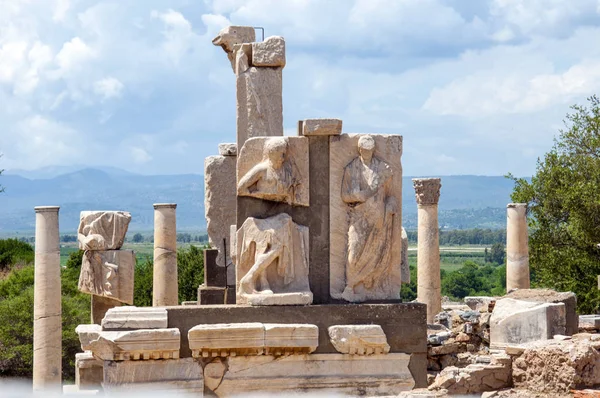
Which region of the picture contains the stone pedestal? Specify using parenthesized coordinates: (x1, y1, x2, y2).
(33, 206, 62, 390)
(153, 203, 178, 306)
(413, 178, 442, 324)
(91, 295, 123, 325)
(506, 203, 530, 291)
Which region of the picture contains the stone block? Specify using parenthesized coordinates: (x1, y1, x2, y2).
(103, 358, 203, 394)
(78, 211, 131, 250)
(505, 288, 577, 335)
(465, 296, 496, 312)
(78, 250, 135, 304)
(490, 298, 566, 348)
(330, 134, 403, 302)
(198, 285, 226, 305)
(204, 249, 226, 287)
(189, 323, 264, 357)
(237, 136, 309, 207)
(328, 324, 390, 355)
(302, 118, 342, 136)
(101, 307, 168, 330)
(75, 352, 103, 390)
(218, 143, 237, 156)
(76, 324, 101, 351)
(205, 154, 236, 268)
(91, 295, 123, 325)
(252, 36, 285, 67)
(212, 25, 256, 72)
(208, 353, 413, 396)
(580, 315, 600, 330)
(88, 328, 180, 361)
(264, 323, 318, 355)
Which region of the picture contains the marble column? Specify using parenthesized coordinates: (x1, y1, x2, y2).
(413, 178, 442, 324)
(506, 203, 530, 291)
(153, 203, 178, 306)
(33, 206, 61, 390)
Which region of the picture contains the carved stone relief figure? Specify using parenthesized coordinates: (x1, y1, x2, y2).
(330, 134, 403, 302)
(237, 137, 309, 206)
(78, 211, 131, 251)
(236, 213, 312, 305)
(78, 250, 135, 304)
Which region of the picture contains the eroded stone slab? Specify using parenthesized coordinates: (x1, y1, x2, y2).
(76, 324, 101, 351)
(210, 353, 414, 396)
(330, 134, 403, 302)
(78, 250, 134, 304)
(101, 307, 168, 330)
(252, 36, 285, 67)
(264, 323, 318, 355)
(235, 213, 312, 305)
(218, 143, 237, 156)
(75, 352, 103, 390)
(78, 211, 131, 251)
(580, 315, 600, 330)
(302, 118, 342, 136)
(490, 298, 566, 348)
(328, 325, 390, 355)
(188, 322, 264, 357)
(212, 26, 256, 72)
(103, 358, 203, 394)
(237, 136, 309, 206)
(88, 328, 180, 361)
(205, 154, 237, 268)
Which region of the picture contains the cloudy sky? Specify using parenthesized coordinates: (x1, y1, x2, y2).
(1, 0, 600, 177)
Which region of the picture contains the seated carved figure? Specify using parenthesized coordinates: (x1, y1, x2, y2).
(237, 137, 301, 205)
(341, 135, 398, 302)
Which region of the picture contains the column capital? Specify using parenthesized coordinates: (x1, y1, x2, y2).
(507, 203, 527, 209)
(412, 178, 441, 206)
(153, 203, 177, 209)
(34, 206, 60, 213)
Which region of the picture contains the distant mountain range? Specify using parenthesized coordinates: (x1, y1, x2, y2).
(0, 167, 519, 233)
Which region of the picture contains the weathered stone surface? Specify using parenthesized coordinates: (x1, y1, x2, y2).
(328, 324, 390, 355)
(212, 26, 256, 72)
(235, 213, 312, 305)
(236, 66, 283, 149)
(188, 323, 319, 357)
(75, 352, 103, 390)
(78, 250, 134, 304)
(428, 354, 511, 394)
(189, 323, 264, 357)
(153, 203, 178, 307)
(91, 295, 123, 325)
(101, 307, 168, 330)
(490, 298, 566, 348)
(506, 203, 529, 292)
(465, 296, 496, 312)
(76, 324, 102, 351)
(330, 134, 403, 302)
(209, 353, 414, 396)
(218, 143, 237, 156)
(198, 285, 227, 305)
(511, 337, 600, 394)
(88, 328, 180, 361)
(302, 118, 342, 136)
(205, 155, 236, 268)
(237, 136, 309, 207)
(264, 323, 318, 355)
(402, 227, 410, 284)
(414, 178, 442, 323)
(579, 315, 600, 331)
(78, 211, 131, 251)
(505, 288, 577, 336)
(252, 36, 285, 67)
(33, 206, 62, 391)
(103, 358, 203, 394)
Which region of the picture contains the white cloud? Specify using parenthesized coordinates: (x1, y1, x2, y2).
(54, 37, 95, 73)
(131, 147, 152, 164)
(93, 77, 124, 100)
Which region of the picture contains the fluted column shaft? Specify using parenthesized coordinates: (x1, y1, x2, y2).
(153, 203, 178, 306)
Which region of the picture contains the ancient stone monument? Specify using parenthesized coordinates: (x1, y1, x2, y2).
(506, 203, 530, 291)
(62, 25, 428, 395)
(33, 206, 62, 391)
(413, 177, 442, 323)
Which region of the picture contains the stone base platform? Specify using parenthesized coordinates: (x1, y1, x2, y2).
(167, 302, 428, 388)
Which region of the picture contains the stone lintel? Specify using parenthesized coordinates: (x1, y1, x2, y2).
(302, 118, 342, 136)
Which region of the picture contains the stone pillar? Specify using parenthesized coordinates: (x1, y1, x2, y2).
(506, 203, 530, 291)
(413, 178, 442, 324)
(153, 203, 178, 306)
(33, 206, 61, 390)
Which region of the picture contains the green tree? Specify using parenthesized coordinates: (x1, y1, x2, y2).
(134, 256, 154, 307)
(489, 243, 505, 265)
(178, 245, 205, 303)
(132, 233, 144, 243)
(509, 95, 600, 313)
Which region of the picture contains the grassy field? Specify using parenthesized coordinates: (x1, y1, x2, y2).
(407, 245, 487, 272)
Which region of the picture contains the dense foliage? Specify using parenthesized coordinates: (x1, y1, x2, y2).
(509, 96, 600, 313)
(406, 228, 506, 246)
(0, 238, 34, 270)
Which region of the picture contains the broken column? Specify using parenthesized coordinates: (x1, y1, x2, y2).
(77, 211, 134, 323)
(33, 206, 62, 390)
(153, 203, 178, 306)
(413, 178, 442, 323)
(506, 203, 530, 291)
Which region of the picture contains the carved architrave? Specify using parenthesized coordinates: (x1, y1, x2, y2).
(235, 213, 312, 305)
(237, 137, 309, 207)
(330, 134, 403, 302)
